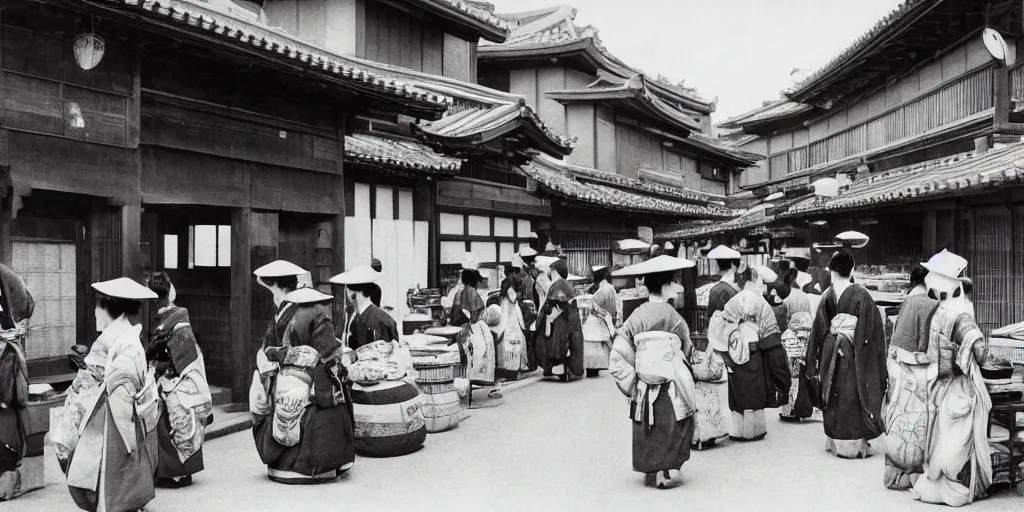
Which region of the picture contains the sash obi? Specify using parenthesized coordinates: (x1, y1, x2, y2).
(273, 346, 320, 447)
(634, 331, 680, 386)
(820, 313, 857, 409)
(134, 368, 160, 436)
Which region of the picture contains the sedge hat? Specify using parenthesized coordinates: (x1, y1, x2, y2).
(91, 277, 158, 300)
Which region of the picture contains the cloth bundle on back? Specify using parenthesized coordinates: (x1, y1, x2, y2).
(609, 255, 698, 490)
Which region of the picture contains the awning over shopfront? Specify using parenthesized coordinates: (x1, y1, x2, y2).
(520, 153, 739, 218)
(655, 203, 775, 240)
(781, 143, 1024, 218)
(345, 133, 463, 177)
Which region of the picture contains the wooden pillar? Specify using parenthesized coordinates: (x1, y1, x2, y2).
(923, 210, 937, 257)
(0, 183, 12, 267)
(332, 112, 348, 338)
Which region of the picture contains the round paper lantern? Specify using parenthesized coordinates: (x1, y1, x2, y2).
(74, 34, 105, 71)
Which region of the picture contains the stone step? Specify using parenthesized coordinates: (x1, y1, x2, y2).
(209, 385, 231, 407)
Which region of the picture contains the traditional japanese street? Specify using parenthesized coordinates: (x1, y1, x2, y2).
(6, 375, 1022, 512)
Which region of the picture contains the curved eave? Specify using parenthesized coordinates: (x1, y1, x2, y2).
(402, 0, 511, 43)
(88, 0, 451, 119)
(478, 39, 606, 74)
(645, 80, 715, 115)
(413, 120, 573, 158)
(547, 88, 701, 133)
(679, 136, 760, 167)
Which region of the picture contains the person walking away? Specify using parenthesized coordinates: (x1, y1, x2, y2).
(535, 260, 584, 381)
(709, 265, 791, 441)
(609, 255, 697, 489)
(583, 265, 617, 377)
(805, 251, 886, 459)
(909, 251, 991, 507)
(62, 278, 160, 511)
(882, 264, 936, 489)
(336, 265, 399, 351)
(706, 246, 741, 315)
(0, 263, 33, 501)
(146, 272, 212, 488)
(251, 261, 354, 484)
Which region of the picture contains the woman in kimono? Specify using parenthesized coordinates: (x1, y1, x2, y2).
(711, 265, 791, 441)
(494, 273, 529, 382)
(609, 255, 697, 489)
(882, 264, 936, 489)
(535, 261, 584, 381)
(706, 245, 741, 314)
(0, 263, 32, 501)
(251, 261, 354, 484)
(62, 278, 159, 512)
(782, 268, 812, 318)
(146, 272, 212, 488)
(805, 251, 886, 459)
(583, 266, 617, 377)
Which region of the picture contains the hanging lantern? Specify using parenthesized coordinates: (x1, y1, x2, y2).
(74, 33, 105, 71)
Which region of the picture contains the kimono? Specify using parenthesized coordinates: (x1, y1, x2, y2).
(348, 303, 400, 351)
(713, 289, 791, 441)
(534, 279, 584, 378)
(707, 280, 738, 315)
(910, 306, 991, 507)
(0, 332, 28, 500)
(610, 301, 696, 474)
(64, 316, 159, 512)
(147, 305, 213, 481)
(494, 287, 529, 380)
(779, 312, 815, 421)
(806, 283, 886, 459)
(883, 293, 939, 490)
(783, 287, 812, 319)
(583, 281, 617, 372)
(535, 272, 553, 312)
(251, 301, 355, 484)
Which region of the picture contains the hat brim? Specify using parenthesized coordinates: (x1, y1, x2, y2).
(612, 255, 696, 277)
(920, 262, 969, 282)
(329, 265, 382, 285)
(91, 278, 158, 300)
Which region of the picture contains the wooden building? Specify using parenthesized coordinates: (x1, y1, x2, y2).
(0, 0, 450, 400)
(674, 0, 1024, 335)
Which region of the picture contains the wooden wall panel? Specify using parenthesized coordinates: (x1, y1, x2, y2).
(8, 132, 134, 201)
(249, 164, 343, 214)
(596, 104, 617, 173)
(437, 179, 550, 217)
(140, 100, 337, 174)
(442, 33, 472, 82)
(140, 148, 247, 207)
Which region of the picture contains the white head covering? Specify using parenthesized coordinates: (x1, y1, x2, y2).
(592, 265, 608, 273)
(330, 264, 382, 285)
(922, 249, 968, 281)
(519, 246, 538, 258)
(461, 254, 482, 270)
(511, 254, 526, 269)
(834, 231, 870, 249)
(284, 287, 334, 304)
(253, 260, 307, 277)
(754, 264, 778, 284)
(707, 245, 741, 260)
(92, 277, 158, 300)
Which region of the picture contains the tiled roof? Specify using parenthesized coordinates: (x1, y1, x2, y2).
(655, 204, 775, 240)
(414, 0, 512, 40)
(345, 133, 462, 175)
(719, 101, 814, 130)
(781, 144, 1024, 218)
(481, 5, 713, 113)
(685, 133, 763, 165)
(548, 75, 703, 132)
(520, 154, 737, 218)
(416, 101, 576, 156)
(783, 0, 936, 102)
(566, 163, 739, 211)
(104, 0, 450, 116)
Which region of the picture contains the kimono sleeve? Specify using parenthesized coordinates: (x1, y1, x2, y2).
(609, 317, 639, 398)
(309, 313, 342, 358)
(805, 291, 833, 379)
(852, 292, 887, 431)
(672, 315, 694, 362)
(167, 326, 200, 376)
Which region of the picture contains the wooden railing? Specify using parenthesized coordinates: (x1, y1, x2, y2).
(768, 65, 994, 178)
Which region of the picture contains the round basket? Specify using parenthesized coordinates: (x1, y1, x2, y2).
(414, 364, 456, 384)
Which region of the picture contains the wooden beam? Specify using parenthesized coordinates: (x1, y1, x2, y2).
(229, 206, 253, 403)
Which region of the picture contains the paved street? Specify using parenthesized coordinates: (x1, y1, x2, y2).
(9, 375, 1024, 512)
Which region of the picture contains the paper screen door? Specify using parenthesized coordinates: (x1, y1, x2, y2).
(12, 241, 77, 359)
(345, 183, 428, 324)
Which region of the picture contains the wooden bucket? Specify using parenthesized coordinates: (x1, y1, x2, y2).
(419, 389, 461, 433)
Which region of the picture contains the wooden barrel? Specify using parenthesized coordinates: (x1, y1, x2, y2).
(412, 348, 460, 384)
(418, 385, 461, 433)
(351, 380, 426, 457)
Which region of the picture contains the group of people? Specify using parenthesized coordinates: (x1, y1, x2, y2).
(606, 244, 994, 506)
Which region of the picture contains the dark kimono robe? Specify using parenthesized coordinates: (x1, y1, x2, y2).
(707, 280, 738, 315)
(806, 283, 886, 457)
(253, 301, 355, 484)
(609, 302, 696, 474)
(0, 263, 31, 500)
(348, 303, 400, 350)
(147, 306, 211, 481)
(533, 279, 584, 378)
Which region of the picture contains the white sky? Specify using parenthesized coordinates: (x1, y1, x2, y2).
(487, 0, 904, 122)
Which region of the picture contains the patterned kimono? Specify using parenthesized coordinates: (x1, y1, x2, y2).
(583, 281, 617, 372)
(0, 265, 32, 501)
(148, 305, 212, 481)
(883, 293, 938, 489)
(251, 301, 355, 484)
(910, 306, 991, 507)
(64, 317, 159, 512)
(495, 289, 529, 380)
(715, 289, 791, 441)
(610, 301, 696, 474)
(807, 283, 886, 459)
(707, 280, 738, 315)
